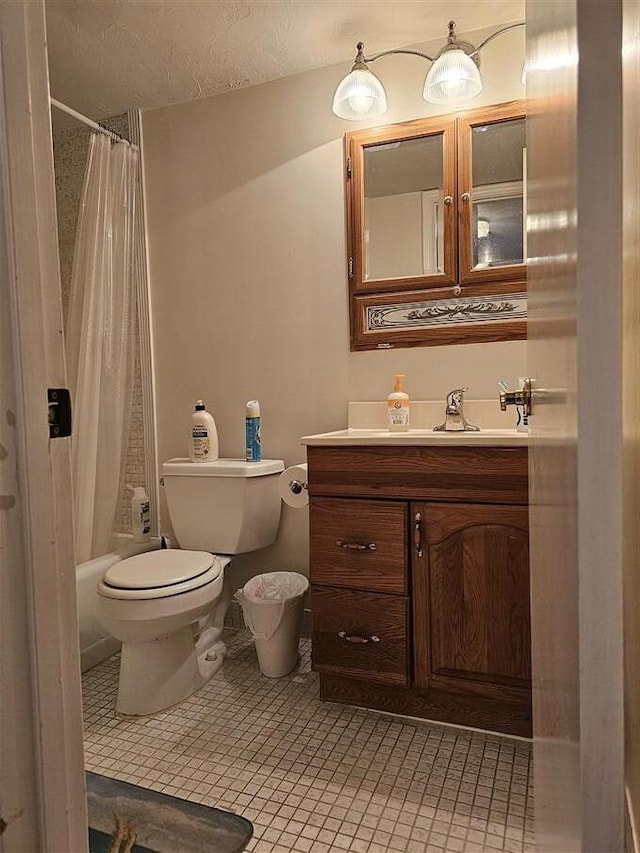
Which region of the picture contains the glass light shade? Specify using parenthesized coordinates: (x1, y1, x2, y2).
(332, 66, 388, 120)
(423, 49, 482, 103)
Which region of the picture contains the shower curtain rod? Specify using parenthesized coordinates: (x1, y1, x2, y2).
(50, 97, 136, 146)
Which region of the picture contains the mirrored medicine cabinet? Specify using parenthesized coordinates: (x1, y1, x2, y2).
(344, 100, 526, 351)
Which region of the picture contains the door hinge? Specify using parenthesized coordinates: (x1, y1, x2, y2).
(346, 157, 352, 179)
(348, 257, 354, 278)
(48, 388, 72, 438)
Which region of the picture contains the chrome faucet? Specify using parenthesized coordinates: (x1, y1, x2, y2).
(433, 387, 480, 432)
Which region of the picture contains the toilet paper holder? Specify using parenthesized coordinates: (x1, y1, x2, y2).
(288, 477, 308, 495)
(279, 463, 309, 508)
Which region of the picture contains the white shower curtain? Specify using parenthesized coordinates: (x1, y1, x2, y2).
(66, 133, 138, 564)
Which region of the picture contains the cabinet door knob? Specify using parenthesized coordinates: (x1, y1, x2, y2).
(336, 540, 377, 551)
(443, 195, 453, 205)
(460, 191, 471, 203)
(338, 631, 380, 644)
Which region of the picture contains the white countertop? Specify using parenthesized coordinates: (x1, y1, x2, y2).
(301, 400, 530, 447)
(301, 428, 529, 447)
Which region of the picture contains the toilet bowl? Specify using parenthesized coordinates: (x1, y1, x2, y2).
(97, 457, 284, 715)
(97, 549, 230, 715)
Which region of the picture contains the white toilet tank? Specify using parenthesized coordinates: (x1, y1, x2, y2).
(162, 458, 285, 554)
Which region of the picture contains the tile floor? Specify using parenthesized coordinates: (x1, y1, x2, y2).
(82, 632, 535, 853)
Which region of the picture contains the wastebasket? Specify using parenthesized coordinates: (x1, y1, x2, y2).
(235, 571, 309, 678)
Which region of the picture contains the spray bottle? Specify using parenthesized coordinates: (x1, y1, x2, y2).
(245, 400, 261, 462)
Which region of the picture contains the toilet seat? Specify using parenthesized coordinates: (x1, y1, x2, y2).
(98, 550, 225, 601)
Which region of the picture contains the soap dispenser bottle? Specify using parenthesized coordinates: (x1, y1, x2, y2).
(387, 373, 410, 432)
(189, 400, 219, 462)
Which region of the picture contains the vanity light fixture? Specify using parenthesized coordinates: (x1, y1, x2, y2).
(332, 20, 525, 120)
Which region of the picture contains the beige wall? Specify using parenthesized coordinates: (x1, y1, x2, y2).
(142, 24, 526, 586)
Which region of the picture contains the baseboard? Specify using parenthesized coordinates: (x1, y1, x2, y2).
(319, 673, 532, 738)
(81, 636, 121, 673)
(225, 600, 311, 638)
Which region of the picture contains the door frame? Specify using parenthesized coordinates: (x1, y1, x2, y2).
(0, 2, 87, 849)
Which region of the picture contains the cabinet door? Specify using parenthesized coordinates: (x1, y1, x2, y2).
(346, 115, 457, 295)
(413, 502, 530, 700)
(457, 101, 527, 286)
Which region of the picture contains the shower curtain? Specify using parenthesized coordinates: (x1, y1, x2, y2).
(65, 133, 138, 564)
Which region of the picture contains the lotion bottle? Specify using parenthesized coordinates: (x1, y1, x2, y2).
(190, 400, 219, 462)
(387, 373, 410, 432)
(128, 484, 151, 543)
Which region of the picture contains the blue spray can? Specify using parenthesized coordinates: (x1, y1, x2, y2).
(245, 400, 261, 462)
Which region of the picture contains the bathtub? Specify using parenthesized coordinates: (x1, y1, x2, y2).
(76, 534, 161, 672)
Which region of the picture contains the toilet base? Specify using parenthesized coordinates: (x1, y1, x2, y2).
(116, 625, 226, 716)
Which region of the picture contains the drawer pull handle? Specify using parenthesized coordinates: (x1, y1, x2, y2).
(338, 631, 380, 644)
(336, 540, 377, 551)
(414, 512, 423, 558)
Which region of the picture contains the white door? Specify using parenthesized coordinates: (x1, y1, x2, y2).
(526, 0, 634, 850)
(0, 2, 87, 850)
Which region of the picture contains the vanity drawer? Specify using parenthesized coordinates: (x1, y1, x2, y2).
(311, 586, 409, 686)
(309, 497, 408, 594)
(307, 445, 529, 504)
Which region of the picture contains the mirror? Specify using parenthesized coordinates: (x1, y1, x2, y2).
(346, 115, 457, 296)
(363, 134, 444, 281)
(471, 117, 526, 270)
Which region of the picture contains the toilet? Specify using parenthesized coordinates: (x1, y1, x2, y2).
(97, 457, 284, 715)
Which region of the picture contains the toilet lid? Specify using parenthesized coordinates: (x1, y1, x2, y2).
(103, 549, 218, 590)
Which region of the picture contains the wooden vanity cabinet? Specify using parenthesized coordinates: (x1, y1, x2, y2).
(307, 444, 531, 737)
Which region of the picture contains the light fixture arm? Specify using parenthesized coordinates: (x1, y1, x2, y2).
(364, 47, 436, 64)
(360, 20, 525, 64)
(469, 22, 525, 57)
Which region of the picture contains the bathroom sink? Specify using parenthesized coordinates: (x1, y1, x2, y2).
(300, 428, 528, 447)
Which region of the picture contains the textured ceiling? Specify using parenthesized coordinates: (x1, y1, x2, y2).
(46, 0, 524, 120)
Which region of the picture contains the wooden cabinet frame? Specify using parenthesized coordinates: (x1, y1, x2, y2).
(345, 100, 527, 351)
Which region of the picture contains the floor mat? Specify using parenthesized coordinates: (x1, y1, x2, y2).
(87, 771, 253, 853)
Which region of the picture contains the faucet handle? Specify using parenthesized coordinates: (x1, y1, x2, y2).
(498, 377, 532, 414)
(446, 387, 468, 408)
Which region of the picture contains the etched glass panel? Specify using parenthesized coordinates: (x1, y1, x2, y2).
(471, 118, 525, 269)
(363, 134, 444, 281)
(366, 292, 527, 333)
